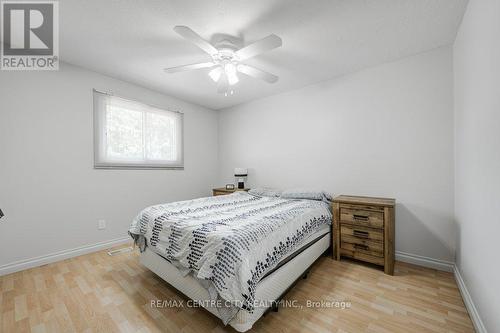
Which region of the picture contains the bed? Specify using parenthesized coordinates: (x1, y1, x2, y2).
(129, 191, 332, 332)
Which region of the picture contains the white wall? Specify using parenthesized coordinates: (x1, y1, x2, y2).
(218, 47, 455, 262)
(454, 0, 500, 331)
(0, 63, 218, 268)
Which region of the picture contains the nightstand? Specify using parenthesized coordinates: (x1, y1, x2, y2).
(333, 195, 395, 275)
(212, 187, 250, 196)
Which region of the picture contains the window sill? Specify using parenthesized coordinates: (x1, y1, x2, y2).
(94, 165, 184, 170)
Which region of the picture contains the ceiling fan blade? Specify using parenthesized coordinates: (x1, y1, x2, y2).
(164, 62, 215, 73)
(217, 75, 229, 94)
(237, 64, 279, 83)
(173, 26, 218, 56)
(235, 34, 282, 61)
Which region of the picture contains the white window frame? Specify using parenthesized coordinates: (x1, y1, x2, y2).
(93, 89, 184, 169)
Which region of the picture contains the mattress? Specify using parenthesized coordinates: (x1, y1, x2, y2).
(140, 231, 331, 332)
(129, 192, 332, 324)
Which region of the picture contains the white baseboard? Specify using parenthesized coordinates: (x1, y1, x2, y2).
(0, 236, 131, 276)
(453, 265, 487, 333)
(395, 250, 454, 272)
(0, 245, 455, 275)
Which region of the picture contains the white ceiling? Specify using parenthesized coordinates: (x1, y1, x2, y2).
(58, 0, 468, 110)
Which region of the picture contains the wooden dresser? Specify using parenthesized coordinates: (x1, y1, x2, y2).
(333, 195, 395, 275)
(212, 187, 250, 196)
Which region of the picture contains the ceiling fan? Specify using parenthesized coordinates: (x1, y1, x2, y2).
(164, 26, 282, 95)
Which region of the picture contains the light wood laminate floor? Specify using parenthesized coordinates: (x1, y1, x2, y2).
(0, 244, 474, 333)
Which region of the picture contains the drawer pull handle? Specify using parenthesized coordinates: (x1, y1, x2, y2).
(353, 214, 369, 221)
(353, 230, 369, 238)
(354, 244, 369, 251)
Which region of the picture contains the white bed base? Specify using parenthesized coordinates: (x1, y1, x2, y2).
(140, 232, 330, 332)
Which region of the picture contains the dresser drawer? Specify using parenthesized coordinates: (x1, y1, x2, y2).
(340, 207, 384, 228)
(340, 239, 383, 254)
(340, 224, 383, 242)
(340, 248, 385, 265)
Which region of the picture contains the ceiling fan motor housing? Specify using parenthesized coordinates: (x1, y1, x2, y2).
(213, 48, 239, 63)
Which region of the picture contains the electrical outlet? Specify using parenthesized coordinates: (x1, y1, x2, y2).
(98, 219, 106, 230)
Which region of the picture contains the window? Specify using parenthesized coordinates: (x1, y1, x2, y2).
(93, 90, 183, 169)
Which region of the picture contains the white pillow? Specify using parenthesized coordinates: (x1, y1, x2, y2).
(280, 188, 333, 201)
(248, 187, 282, 197)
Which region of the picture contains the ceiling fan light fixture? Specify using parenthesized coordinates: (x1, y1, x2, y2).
(224, 63, 239, 85)
(208, 67, 222, 82)
(224, 62, 236, 75)
(227, 72, 239, 85)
